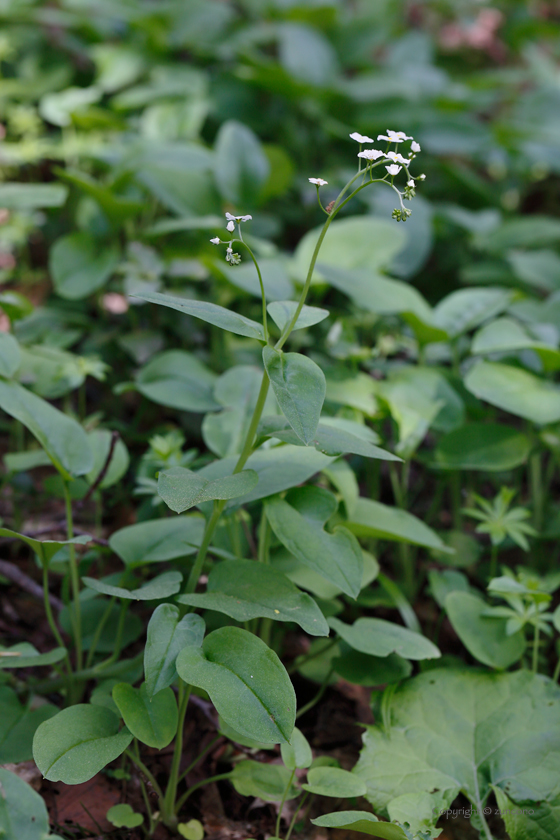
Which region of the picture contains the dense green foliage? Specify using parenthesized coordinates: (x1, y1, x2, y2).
(1, 1, 560, 839)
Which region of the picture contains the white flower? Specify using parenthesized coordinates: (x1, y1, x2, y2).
(386, 151, 409, 166)
(357, 149, 385, 161)
(226, 220, 235, 232)
(386, 164, 402, 176)
(417, 173, 426, 181)
(378, 130, 413, 143)
(350, 132, 374, 143)
(210, 237, 221, 244)
(309, 177, 328, 186)
(411, 140, 421, 153)
(407, 179, 415, 187)
(225, 212, 252, 223)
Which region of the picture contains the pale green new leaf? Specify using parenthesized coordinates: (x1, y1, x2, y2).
(144, 604, 205, 698)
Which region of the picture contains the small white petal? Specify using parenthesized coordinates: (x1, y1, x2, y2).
(210, 237, 220, 244)
(226, 220, 235, 232)
(308, 177, 328, 185)
(349, 131, 374, 144)
(386, 151, 409, 166)
(386, 164, 402, 176)
(407, 179, 415, 187)
(240, 214, 252, 222)
(357, 149, 385, 161)
(225, 212, 236, 221)
(411, 141, 421, 153)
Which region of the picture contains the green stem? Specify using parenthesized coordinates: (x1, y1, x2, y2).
(174, 772, 233, 814)
(62, 479, 82, 671)
(177, 735, 222, 786)
(239, 238, 268, 341)
(530, 450, 544, 533)
(285, 792, 311, 840)
(93, 598, 128, 669)
(489, 544, 498, 580)
(162, 681, 191, 824)
(275, 768, 296, 838)
(85, 596, 116, 669)
(42, 564, 73, 685)
(296, 667, 334, 719)
(125, 747, 164, 801)
(28, 652, 144, 695)
(258, 507, 270, 564)
(532, 623, 540, 674)
(288, 638, 337, 674)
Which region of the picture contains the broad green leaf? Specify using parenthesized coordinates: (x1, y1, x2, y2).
(267, 301, 329, 332)
(475, 216, 560, 253)
(56, 168, 143, 224)
(318, 264, 446, 344)
(144, 604, 205, 698)
(0, 527, 90, 569)
(133, 290, 266, 341)
(50, 232, 119, 300)
(354, 669, 560, 817)
(326, 373, 378, 415)
(281, 726, 312, 770)
(312, 811, 408, 840)
(445, 591, 526, 669)
(213, 120, 270, 205)
(273, 547, 378, 602)
(82, 571, 182, 601)
(109, 515, 205, 567)
(260, 416, 400, 462)
(226, 257, 294, 301)
(0, 291, 33, 321)
(0, 333, 21, 378)
(263, 346, 325, 445)
(333, 650, 412, 686)
(0, 381, 93, 478)
(158, 466, 258, 513)
(0, 686, 57, 764)
(135, 350, 218, 413)
(302, 767, 367, 798)
(434, 423, 531, 471)
(266, 486, 364, 598)
(346, 499, 453, 553)
(40, 84, 101, 126)
(329, 617, 440, 661)
(176, 626, 296, 744)
(427, 570, 470, 609)
(231, 759, 299, 801)
(278, 22, 338, 87)
(178, 819, 204, 840)
(433, 287, 513, 338)
(471, 317, 560, 372)
(4, 449, 52, 472)
(292, 218, 404, 284)
(0, 182, 67, 209)
(218, 716, 275, 751)
(177, 560, 329, 636)
(85, 429, 130, 489)
(196, 444, 335, 507)
(33, 705, 133, 784)
(0, 767, 63, 840)
(465, 361, 560, 425)
(508, 248, 560, 292)
(493, 786, 560, 840)
(112, 683, 177, 749)
(0, 643, 66, 670)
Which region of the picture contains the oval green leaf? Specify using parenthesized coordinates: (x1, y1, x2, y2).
(329, 617, 441, 661)
(445, 591, 526, 669)
(434, 423, 531, 471)
(112, 683, 177, 749)
(158, 466, 258, 513)
(263, 346, 325, 445)
(82, 570, 182, 601)
(302, 766, 367, 798)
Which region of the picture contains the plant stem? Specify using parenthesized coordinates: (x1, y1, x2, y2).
(296, 667, 334, 719)
(240, 238, 268, 341)
(28, 652, 144, 695)
(177, 735, 222, 785)
(275, 768, 296, 837)
(42, 564, 73, 688)
(530, 450, 544, 533)
(287, 638, 337, 674)
(532, 623, 540, 674)
(174, 772, 233, 814)
(93, 598, 128, 669)
(489, 544, 498, 579)
(125, 747, 164, 800)
(85, 595, 116, 668)
(62, 479, 82, 671)
(162, 681, 191, 825)
(285, 792, 311, 840)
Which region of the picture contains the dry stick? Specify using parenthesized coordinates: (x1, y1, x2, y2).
(0, 558, 63, 610)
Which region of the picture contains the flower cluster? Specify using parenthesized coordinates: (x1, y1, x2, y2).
(210, 213, 251, 265)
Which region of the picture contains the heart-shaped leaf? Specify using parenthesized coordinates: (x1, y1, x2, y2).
(144, 604, 205, 698)
(263, 346, 325, 445)
(109, 516, 205, 567)
(267, 301, 329, 332)
(176, 560, 328, 636)
(157, 466, 258, 513)
(33, 705, 132, 784)
(112, 682, 177, 749)
(107, 804, 144, 829)
(445, 591, 526, 669)
(302, 767, 367, 798)
(281, 726, 312, 770)
(0, 527, 91, 569)
(176, 626, 295, 744)
(231, 760, 299, 801)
